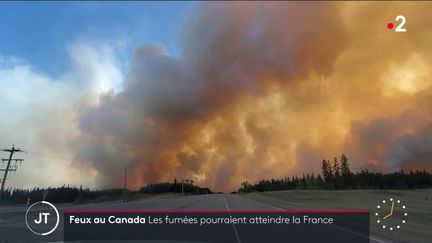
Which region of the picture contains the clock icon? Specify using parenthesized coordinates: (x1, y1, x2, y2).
(374, 198, 407, 231)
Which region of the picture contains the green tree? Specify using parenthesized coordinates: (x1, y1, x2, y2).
(333, 157, 340, 177)
(321, 159, 333, 185)
(340, 154, 351, 176)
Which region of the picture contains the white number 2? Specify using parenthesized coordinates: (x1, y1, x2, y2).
(395, 15, 406, 32)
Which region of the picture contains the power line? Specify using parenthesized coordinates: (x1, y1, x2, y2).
(0, 145, 25, 202)
(24, 150, 74, 162)
(0, 146, 78, 203)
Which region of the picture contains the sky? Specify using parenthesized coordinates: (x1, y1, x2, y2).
(0, 1, 193, 189)
(0, 2, 192, 76)
(1, 2, 432, 192)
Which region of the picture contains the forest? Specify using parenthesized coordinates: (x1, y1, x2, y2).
(0, 179, 211, 204)
(239, 154, 432, 193)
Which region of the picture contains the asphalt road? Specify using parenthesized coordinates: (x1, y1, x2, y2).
(0, 194, 391, 243)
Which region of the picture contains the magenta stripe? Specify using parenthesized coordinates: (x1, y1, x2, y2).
(63, 210, 369, 214)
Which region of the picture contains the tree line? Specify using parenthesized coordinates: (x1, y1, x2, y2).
(0, 185, 131, 204)
(0, 179, 212, 204)
(139, 179, 212, 195)
(239, 154, 432, 193)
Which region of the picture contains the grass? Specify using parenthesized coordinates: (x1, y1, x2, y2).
(244, 189, 432, 243)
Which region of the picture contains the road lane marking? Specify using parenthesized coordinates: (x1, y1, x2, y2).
(223, 196, 242, 243)
(331, 224, 389, 243)
(172, 194, 209, 210)
(239, 195, 391, 243)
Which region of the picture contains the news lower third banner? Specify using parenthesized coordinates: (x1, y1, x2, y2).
(64, 210, 370, 243)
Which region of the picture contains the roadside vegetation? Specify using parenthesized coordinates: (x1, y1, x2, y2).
(0, 179, 212, 204)
(239, 154, 432, 192)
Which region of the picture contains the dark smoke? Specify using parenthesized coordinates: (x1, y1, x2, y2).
(73, 2, 349, 190)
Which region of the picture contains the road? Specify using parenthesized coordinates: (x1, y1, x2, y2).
(0, 194, 391, 243)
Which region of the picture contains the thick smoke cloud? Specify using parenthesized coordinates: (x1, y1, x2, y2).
(345, 110, 431, 172)
(0, 41, 124, 189)
(385, 129, 432, 171)
(74, 2, 432, 191)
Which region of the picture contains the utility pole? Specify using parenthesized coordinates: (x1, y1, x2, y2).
(181, 179, 189, 195)
(122, 167, 127, 203)
(0, 145, 24, 202)
(123, 167, 127, 192)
